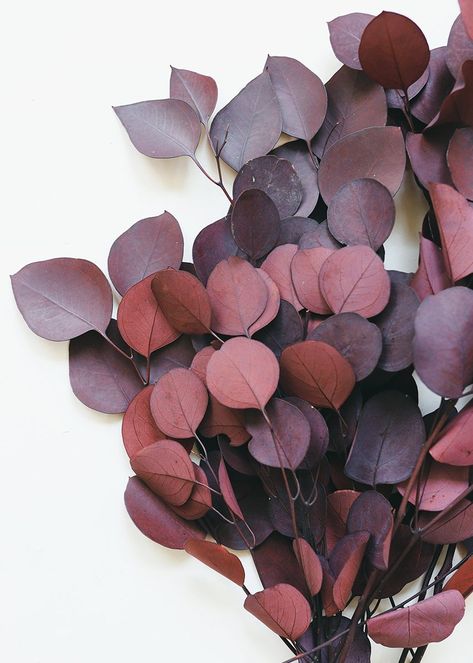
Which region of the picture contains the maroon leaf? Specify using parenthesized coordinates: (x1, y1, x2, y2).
(347, 491, 393, 570)
(329, 531, 370, 612)
(419, 500, 473, 544)
(207, 257, 268, 335)
(272, 140, 319, 216)
(210, 72, 282, 171)
(299, 222, 341, 251)
(411, 235, 451, 302)
(145, 334, 196, 383)
(122, 385, 166, 459)
(447, 127, 473, 200)
(308, 312, 382, 381)
(114, 99, 201, 158)
(345, 391, 425, 486)
(184, 539, 245, 585)
(218, 458, 244, 519)
(206, 337, 279, 410)
(318, 126, 406, 203)
(446, 14, 473, 78)
(359, 11, 430, 91)
(124, 476, 204, 549)
(398, 460, 469, 511)
(327, 179, 395, 251)
(233, 155, 303, 218)
(11, 258, 112, 341)
(319, 246, 391, 318)
(413, 286, 473, 398)
(172, 465, 212, 520)
(278, 218, 318, 246)
(326, 490, 361, 554)
(117, 275, 180, 357)
(412, 47, 454, 125)
(131, 439, 195, 506)
(230, 189, 280, 260)
(170, 67, 217, 124)
(444, 557, 473, 598)
(200, 395, 250, 447)
(253, 533, 308, 598)
(280, 340, 356, 410)
(261, 244, 303, 310)
(265, 56, 327, 142)
(285, 397, 329, 468)
(431, 402, 473, 465)
(291, 247, 334, 315)
(244, 583, 311, 640)
(192, 217, 242, 285)
(367, 590, 465, 647)
(69, 329, 143, 414)
(107, 212, 183, 296)
(328, 13, 374, 70)
(293, 538, 323, 596)
(150, 368, 208, 438)
(151, 268, 211, 335)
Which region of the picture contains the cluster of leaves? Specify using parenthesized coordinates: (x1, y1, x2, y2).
(11, 6, 473, 663)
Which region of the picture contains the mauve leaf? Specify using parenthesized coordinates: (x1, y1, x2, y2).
(398, 459, 469, 511)
(447, 14, 473, 78)
(261, 244, 303, 310)
(406, 128, 453, 190)
(300, 616, 371, 663)
(131, 439, 195, 506)
(218, 458, 244, 519)
(411, 236, 451, 302)
(230, 189, 280, 260)
(299, 222, 341, 251)
(460, 1, 473, 40)
(312, 66, 387, 157)
(329, 531, 370, 612)
(309, 312, 382, 381)
(246, 398, 310, 469)
(145, 334, 196, 383)
(192, 218, 241, 285)
(124, 476, 204, 549)
(11, 258, 112, 341)
(266, 56, 327, 142)
(248, 269, 281, 336)
(207, 257, 268, 336)
(367, 590, 465, 648)
(122, 385, 166, 459)
(184, 539, 245, 586)
(327, 178, 395, 251)
(359, 11, 430, 91)
(108, 212, 184, 296)
(285, 397, 329, 468)
(326, 387, 362, 453)
(151, 268, 211, 335)
(280, 340, 356, 410)
(429, 60, 473, 128)
(328, 13, 374, 70)
(386, 67, 429, 110)
(114, 99, 201, 159)
(318, 126, 406, 204)
(347, 491, 393, 570)
(254, 299, 303, 358)
(233, 155, 303, 218)
(69, 329, 143, 414)
(293, 538, 323, 596)
(326, 490, 361, 554)
(253, 533, 308, 598)
(117, 275, 180, 357)
(444, 557, 473, 597)
(191, 346, 215, 384)
(345, 391, 425, 486)
(200, 395, 250, 447)
(210, 72, 282, 171)
(431, 403, 473, 465)
(172, 465, 211, 520)
(244, 583, 311, 640)
(413, 287, 473, 398)
(206, 337, 279, 410)
(169, 67, 217, 124)
(419, 500, 473, 544)
(412, 47, 454, 125)
(319, 246, 391, 318)
(291, 247, 334, 315)
(150, 367, 208, 438)
(374, 281, 419, 372)
(278, 218, 318, 246)
(272, 140, 319, 216)
(447, 127, 473, 200)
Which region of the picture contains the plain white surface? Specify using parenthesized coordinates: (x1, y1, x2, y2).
(1, 0, 469, 661)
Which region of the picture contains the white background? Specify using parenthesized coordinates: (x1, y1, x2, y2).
(1, 0, 469, 661)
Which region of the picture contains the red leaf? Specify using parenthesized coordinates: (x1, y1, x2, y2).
(293, 538, 323, 596)
(326, 490, 361, 554)
(248, 269, 281, 336)
(291, 247, 334, 314)
(431, 403, 473, 465)
(218, 458, 244, 520)
(200, 395, 250, 447)
(244, 583, 312, 640)
(261, 244, 303, 311)
(151, 268, 211, 335)
(184, 539, 245, 586)
(122, 385, 166, 459)
(172, 465, 212, 520)
(444, 557, 473, 598)
(330, 531, 369, 611)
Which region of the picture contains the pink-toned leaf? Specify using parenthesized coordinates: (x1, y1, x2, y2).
(218, 458, 244, 519)
(431, 403, 473, 465)
(293, 538, 323, 596)
(200, 395, 250, 447)
(398, 460, 469, 511)
(151, 268, 211, 335)
(172, 465, 212, 520)
(190, 346, 215, 384)
(459, 2, 473, 40)
(419, 500, 473, 544)
(290, 247, 334, 314)
(244, 583, 311, 640)
(330, 531, 370, 612)
(184, 539, 245, 586)
(447, 127, 473, 200)
(347, 491, 393, 570)
(192, 217, 242, 285)
(447, 14, 473, 78)
(412, 47, 454, 125)
(406, 128, 453, 189)
(328, 13, 374, 70)
(122, 385, 166, 459)
(248, 269, 281, 336)
(326, 490, 361, 555)
(261, 244, 303, 310)
(170, 67, 217, 124)
(444, 557, 473, 598)
(411, 235, 451, 301)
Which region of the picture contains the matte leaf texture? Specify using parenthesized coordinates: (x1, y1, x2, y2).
(11, 258, 112, 341)
(368, 590, 465, 648)
(206, 337, 279, 410)
(230, 189, 280, 260)
(150, 368, 208, 438)
(248, 269, 281, 336)
(280, 340, 356, 410)
(151, 268, 212, 335)
(254, 299, 303, 358)
(252, 533, 308, 598)
(122, 385, 166, 459)
(359, 12, 430, 91)
(412, 47, 454, 125)
(398, 460, 469, 511)
(184, 539, 245, 586)
(444, 556, 473, 598)
(347, 491, 393, 570)
(117, 275, 180, 357)
(290, 247, 334, 315)
(114, 99, 201, 159)
(261, 244, 303, 310)
(318, 126, 406, 204)
(271, 140, 319, 216)
(447, 127, 473, 200)
(293, 538, 323, 596)
(233, 155, 303, 219)
(413, 286, 473, 398)
(108, 213, 184, 295)
(169, 67, 217, 124)
(345, 391, 425, 486)
(192, 217, 242, 285)
(265, 56, 327, 142)
(418, 500, 473, 544)
(328, 13, 374, 69)
(406, 128, 453, 190)
(319, 246, 391, 318)
(327, 178, 395, 251)
(431, 402, 473, 466)
(210, 72, 282, 171)
(244, 584, 311, 640)
(446, 14, 473, 79)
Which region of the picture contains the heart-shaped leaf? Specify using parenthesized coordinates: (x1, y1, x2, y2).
(244, 583, 311, 640)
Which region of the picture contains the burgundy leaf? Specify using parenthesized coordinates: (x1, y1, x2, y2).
(293, 538, 323, 596)
(248, 269, 281, 336)
(169, 67, 217, 124)
(218, 458, 244, 519)
(230, 189, 280, 260)
(431, 402, 473, 465)
(447, 127, 473, 200)
(398, 459, 469, 511)
(271, 140, 319, 216)
(328, 13, 374, 70)
(419, 500, 473, 544)
(329, 531, 370, 612)
(114, 99, 201, 158)
(386, 68, 429, 110)
(210, 72, 282, 171)
(122, 385, 166, 459)
(11, 258, 112, 341)
(108, 212, 183, 295)
(326, 490, 361, 554)
(446, 14, 473, 78)
(172, 465, 212, 520)
(124, 476, 204, 549)
(278, 218, 318, 246)
(200, 395, 250, 447)
(184, 539, 245, 585)
(347, 491, 393, 570)
(291, 247, 334, 315)
(444, 557, 473, 598)
(192, 218, 242, 285)
(261, 244, 303, 310)
(244, 583, 311, 640)
(285, 396, 329, 468)
(429, 60, 473, 128)
(253, 533, 308, 598)
(411, 236, 451, 301)
(299, 222, 341, 251)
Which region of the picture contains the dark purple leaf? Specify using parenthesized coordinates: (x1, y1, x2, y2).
(347, 491, 393, 570)
(285, 397, 329, 468)
(192, 217, 243, 285)
(299, 222, 341, 251)
(272, 140, 319, 216)
(230, 189, 280, 260)
(278, 217, 318, 246)
(253, 533, 308, 597)
(254, 300, 303, 358)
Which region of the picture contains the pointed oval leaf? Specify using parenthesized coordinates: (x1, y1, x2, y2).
(122, 385, 166, 459)
(113, 99, 201, 158)
(151, 268, 211, 334)
(206, 337, 279, 410)
(230, 189, 280, 260)
(328, 13, 374, 70)
(261, 244, 303, 310)
(184, 539, 245, 585)
(290, 247, 334, 314)
(431, 403, 473, 466)
(244, 583, 311, 640)
(11, 258, 112, 341)
(447, 128, 473, 201)
(170, 67, 217, 124)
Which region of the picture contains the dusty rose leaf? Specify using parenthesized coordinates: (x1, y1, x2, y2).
(429, 60, 473, 128)
(412, 47, 454, 125)
(291, 247, 334, 315)
(447, 14, 473, 78)
(431, 403, 473, 466)
(347, 491, 393, 570)
(172, 465, 212, 520)
(419, 500, 473, 544)
(447, 127, 473, 201)
(192, 218, 243, 285)
(244, 583, 311, 640)
(328, 13, 374, 70)
(398, 460, 469, 511)
(151, 268, 211, 335)
(261, 244, 303, 310)
(218, 458, 244, 519)
(248, 269, 281, 337)
(122, 385, 166, 459)
(326, 490, 361, 555)
(184, 538, 245, 585)
(170, 67, 217, 124)
(271, 141, 319, 216)
(411, 235, 451, 302)
(230, 189, 281, 260)
(293, 538, 323, 596)
(330, 531, 370, 611)
(200, 395, 250, 447)
(406, 128, 454, 190)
